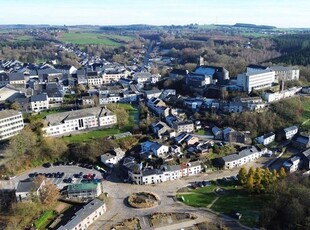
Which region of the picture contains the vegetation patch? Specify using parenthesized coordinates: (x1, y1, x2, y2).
(150, 212, 197, 228)
(127, 192, 160, 209)
(34, 210, 56, 230)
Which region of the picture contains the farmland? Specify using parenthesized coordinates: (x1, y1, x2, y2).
(59, 32, 134, 47)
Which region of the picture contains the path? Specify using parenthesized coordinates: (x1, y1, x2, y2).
(207, 196, 219, 209)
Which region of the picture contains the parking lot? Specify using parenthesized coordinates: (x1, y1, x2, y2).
(13, 165, 105, 189)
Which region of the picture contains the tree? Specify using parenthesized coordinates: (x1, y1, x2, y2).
(263, 167, 272, 186)
(34, 175, 59, 209)
(279, 167, 287, 179)
(246, 174, 254, 192)
(106, 104, 129, 129)
(254, 168, 263, 193)
(238, 167, 247, 185)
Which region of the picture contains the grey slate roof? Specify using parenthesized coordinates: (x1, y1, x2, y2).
(16, 180, 38, 193)
(221, 146, 259, 163)
(31, 93, 48, 102)
(0, 109, 21, 120)
(9, 72, 24, 81)
(57, 199, 104, 230)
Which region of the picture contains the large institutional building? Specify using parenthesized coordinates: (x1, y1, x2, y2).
(0, 110, 24, 140)
(237, 70, 275, 93)
(42, 107, 117, 136)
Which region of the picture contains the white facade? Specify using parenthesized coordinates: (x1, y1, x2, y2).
(43, 107, 117, 136)
(87, 76, 103, 86)
(128, 162, 202, 185)
(102, 72, 126, 84)
(221, 147, 267, 169)
(262, 87, 302, 103)
(256, 133, 275, 145)
(284, 126, 298, 140)
(237, 70, 275, 93)
(0, 110, 24, 140)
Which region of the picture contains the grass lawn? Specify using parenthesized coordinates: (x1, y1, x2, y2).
(59, 32, 133, 47)
(300, 97, 310, 131)
(63, 127, 122, 143)
(34, 210, 56, 230)
(195, 129, 205, 135)
(211, 193, 268, 227)
(64, 103, 138, 143)
(177, 180, 266, 228)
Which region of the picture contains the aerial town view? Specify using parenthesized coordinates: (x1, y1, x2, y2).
(0, 0, 309, 230)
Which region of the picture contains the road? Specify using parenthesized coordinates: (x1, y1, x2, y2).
(87, 166, 262, 230)
(141, 40, 155, 70)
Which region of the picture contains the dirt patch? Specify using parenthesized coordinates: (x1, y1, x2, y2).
(150, 212, 197, 228)
(112, 217, 141, 230)
(127, 192, 160, 209)
(177, 187, 190, 193)
(53, 201, 71, 214)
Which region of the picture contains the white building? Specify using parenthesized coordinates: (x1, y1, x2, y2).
(0, 110, 24, 140)
(16, 179, 45, 202)
(140, 141, 169, 157)
(283, 126, 298, 140)
(128, 161, 202, 185)
(270, 66, 300, 82)
(30, 93, 49, 112)
(133, 72, 152, 84)
(101, 148, 125, 165)
(57, 199, 106, 230)
(256, 132, 275, 145)
(262, 87, 302, 103)
(283, 156, 302, 173)
(237, 70, 275, 93)
(220, 146, 267, 169)
(42, 107, 117, 136)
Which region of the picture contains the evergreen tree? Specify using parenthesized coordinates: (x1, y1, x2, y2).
(238, 167, 248, 185)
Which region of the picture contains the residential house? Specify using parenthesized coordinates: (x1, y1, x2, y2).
(140, 141, 169, 157)
(87, 72, 102, 86)
(81, 96, 95, 106)
(283, 156, 302, 173)
(64, 183, 102, 201)
(30, 93, 49, 112)
(256, 132, 275, 145)
(151, 121, 174, 139)
(168, 69, 188, 81)
(15, 179, 45, 202)
(300, 149, 310, 170)
(292, 134, 310, 150)
(147, 97, 170, 117)
(8, 72, 26, 88)
(283, 126, 298, 140)
(212, 126, 222, 140)
(143, 89, 162, 100)
(46, 89, 63, 107)
(57, 199, 106, 230)
(173, 120, 194, 133)
(102, 69, 127, 84)
(133, 72, 152, 84)
(128, 161, 202, 185)
(0, 110, 24, 140)
(42, 107, 117, 136)
(100, 148, 125, 165)
(0, 72, 9, 86)
(219, 146, 266, 169)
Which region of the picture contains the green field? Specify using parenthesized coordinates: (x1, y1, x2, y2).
(59, 32, 134, 46)
(177, 180, 266, 228)
(34, 210, 56, 230)
(300, 96, 310, 131)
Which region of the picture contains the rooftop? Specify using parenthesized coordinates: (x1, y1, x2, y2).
(0, 109, 21, 120)
(221, 146, 259, 162)
(57, 199, 104, 230)
(67, 183, 98, 192)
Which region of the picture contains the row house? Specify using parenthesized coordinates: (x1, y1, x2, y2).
(128, 161, 202, 185)
(219, 146, 267, 169)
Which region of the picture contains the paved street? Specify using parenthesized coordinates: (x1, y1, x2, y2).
(88, 168, 253, 230)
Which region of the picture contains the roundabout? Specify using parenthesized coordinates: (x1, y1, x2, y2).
(127, 191, 160, 209)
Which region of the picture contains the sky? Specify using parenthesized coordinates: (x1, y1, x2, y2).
(0, 0, 309, 28)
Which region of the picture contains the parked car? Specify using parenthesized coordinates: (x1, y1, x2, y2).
(42, 163, 51, 168)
